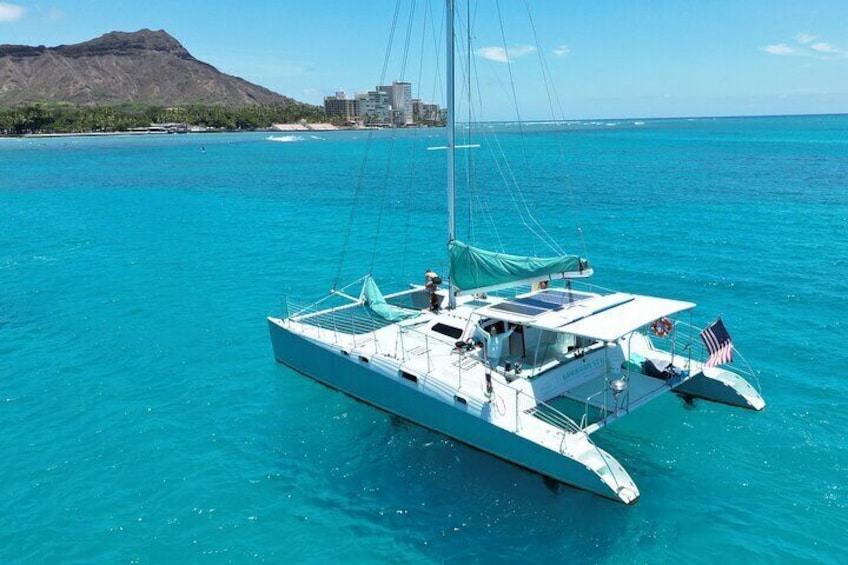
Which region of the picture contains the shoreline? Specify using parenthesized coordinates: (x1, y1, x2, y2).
(3, 112, 843, 140)
(1, 123, 440, 139)
(2, 130, 231, 139)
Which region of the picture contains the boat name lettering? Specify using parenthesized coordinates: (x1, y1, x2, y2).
(561, 357, 603, 382)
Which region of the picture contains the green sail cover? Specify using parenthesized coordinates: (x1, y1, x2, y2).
(362, 276, 418, 322)
(449, 240, 590, 291)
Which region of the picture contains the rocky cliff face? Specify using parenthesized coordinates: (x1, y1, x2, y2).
(0, 29, 296, 106)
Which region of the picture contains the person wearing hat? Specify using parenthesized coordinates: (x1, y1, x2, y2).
(424, 270, 442, 311)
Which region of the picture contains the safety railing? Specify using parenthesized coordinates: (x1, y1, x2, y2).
(642, 318, 703, 370)
(523, 391, 584, 435)
(518, 387, 629, 494)
(645, 318, 761, 392)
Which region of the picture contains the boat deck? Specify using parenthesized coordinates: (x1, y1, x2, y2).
(564, 371, 673, 410)
(278, 279, 735, 439)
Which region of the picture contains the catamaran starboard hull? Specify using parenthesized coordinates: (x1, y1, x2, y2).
(673, 366, 765, 410)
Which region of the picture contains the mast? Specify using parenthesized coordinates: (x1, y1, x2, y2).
(446, 0, 457, 309)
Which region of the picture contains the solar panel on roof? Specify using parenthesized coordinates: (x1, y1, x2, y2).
(512, 296, 559, 310)
(490, 301, 546, 317)
(532, 289, 594, 307)
(489, 290, 593, 318)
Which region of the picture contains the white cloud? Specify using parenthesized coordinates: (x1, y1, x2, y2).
(0, 2, 25, 22)
(476, 46, 508, 63)
(763, 33, 848, 60)
(552, 44, 571, 58)
(763, 44, 796, 56)
(476, 44, 535, 63)
(795, 32, 817, 44)
(811, 42, 838, 54)
(47, 8, 64, 22)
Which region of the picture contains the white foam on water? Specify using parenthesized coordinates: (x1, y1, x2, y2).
(266, 135, 305, 143)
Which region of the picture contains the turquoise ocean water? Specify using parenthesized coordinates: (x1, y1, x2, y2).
(1, 115, 846, 563)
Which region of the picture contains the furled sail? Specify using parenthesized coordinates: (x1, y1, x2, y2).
(361, 276, 418, 321)
(449, 240, 591, 293)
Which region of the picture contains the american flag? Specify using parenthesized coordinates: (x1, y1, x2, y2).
(700, 318, 733, 368)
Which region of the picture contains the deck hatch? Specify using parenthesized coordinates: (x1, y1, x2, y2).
(432, 322, 463, 339)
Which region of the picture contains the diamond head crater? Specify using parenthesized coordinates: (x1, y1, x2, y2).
(0, 29, 326, 135)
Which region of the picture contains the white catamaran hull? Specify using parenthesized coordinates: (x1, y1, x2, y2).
(268, 317, 639, 503)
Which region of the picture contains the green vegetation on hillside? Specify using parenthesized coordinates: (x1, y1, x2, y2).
(0, 102, 332, 135)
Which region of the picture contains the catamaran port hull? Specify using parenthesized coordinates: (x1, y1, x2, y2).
(268, 318, 639, 504)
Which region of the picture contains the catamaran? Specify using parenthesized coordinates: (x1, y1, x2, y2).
(267, 1, 764, 504)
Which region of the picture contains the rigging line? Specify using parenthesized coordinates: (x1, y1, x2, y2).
(465, 51, 545, 254)
(494, 0, 524, 129)
(485, 130, 561, 253)
(369, 131, 398, 274)
(487, 117, 566, 254)
(450, 2, 490, 247)
(465, 52, 512, 251)
(335, 1, 403, 287)
(455, 51, 508, 249)
(466, 65, 507, 250)
(333, 129, 377, 289)
(466, 0, 482, 246)
(458, 76, 502, 248)
(523, 0, 589, 260)
(379, 1, 403, 85)
(417, 1, 447, 276)
(524, 1, 559, 129)
(478, 95, 562, 254)
(468, 54, 563, 256)
(402, 0, 433, 278)
(467, 120, 503, 246)
(371, 0, 417, 275)
(459, 0, 470, 242)
(400, 0, 417, 80)
(492, 0, 565, 256)
(456, 0, 476, 243)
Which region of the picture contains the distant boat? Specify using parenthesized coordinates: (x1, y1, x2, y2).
(268, 0, 764, 504)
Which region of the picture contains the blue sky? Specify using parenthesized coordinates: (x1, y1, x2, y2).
(1, 0, 846, 119)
